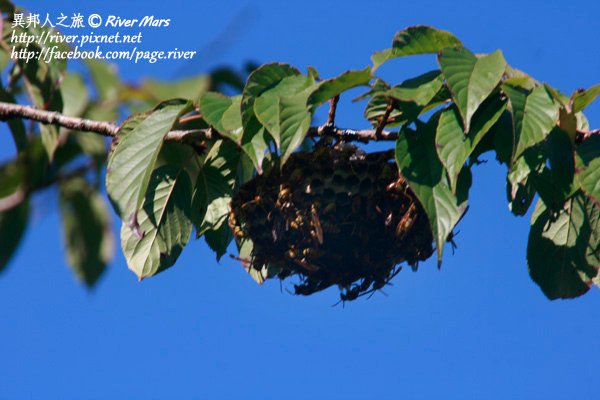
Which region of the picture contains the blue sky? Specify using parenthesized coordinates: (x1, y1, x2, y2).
(1, 0, 599, 399)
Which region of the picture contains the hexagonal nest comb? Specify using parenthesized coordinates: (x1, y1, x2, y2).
(229, 143, 434, 301)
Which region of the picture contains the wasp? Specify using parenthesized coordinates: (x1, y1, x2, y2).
(294, 258, 320, 273)
(310, 204, 324, 244)
(395, 203, 416, 237)
(241, 195, 262, 209)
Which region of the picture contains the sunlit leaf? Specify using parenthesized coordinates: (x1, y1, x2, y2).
(503, 83, 558, 161)
(307, 67, 371, 106)
(199, 92, 243, 142)
(436, 95, 506, 192)
(372, 25, 462, 69)
(438, 47, 506, 132)
(571, 84, 600, 113)
(387, 70, 444, 106)
(106, 99, 192, 224)
(240, 63, 300, 170)
(575, 134, 600, 204)
(253, 74, 317, 164)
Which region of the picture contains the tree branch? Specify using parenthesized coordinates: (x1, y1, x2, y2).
(309, 125, 397, 142)
(0, 101, 396, 144)
(0, 101, 119, 136)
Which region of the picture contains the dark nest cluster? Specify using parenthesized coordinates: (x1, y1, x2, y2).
(228, 143, 434, 301)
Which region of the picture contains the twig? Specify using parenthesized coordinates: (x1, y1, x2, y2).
(326, 95, 339, 126)
(0, 189, 26, 213)
(375, 99, 394, 140)
(577, 128, 600, 143)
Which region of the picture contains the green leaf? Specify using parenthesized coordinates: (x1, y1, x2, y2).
(438, 47, 506, 132)
(59, 73, 89, 118)
(307, 67, 372, 106)
(544, 83, 569, 108)
(372, 25, 462, 70)
(575, 134, 600, 204)
(571, 84, 600, 113)
(277, 94, 313, 165)
(0, 201, 29, 274)
(40, 125, 60, 162)
(364, 76, 449, 128)
(436, 95, 507, 192)
(531, 129, 576, 212)
(364, 94, 406, 127)
(241, 116, 270, 174)
(242, 63, 300, 125)
(19, 50, 64, 160)
(0, 155, 25, 199)
(0, 80, 27, 152)
(85, 59, 120, 102)
(253, 74, 317, 164)
(122, 75, 211, 105)
(387, 70, 444, 106)
(121, 165, 193, 279)
(395, 117, 467, 265)
(240, 63, 300, 171)
(235, 237, 279, 285)
(199, 92, 243, 142)
(504, 66, 538, 89)
(527, 194, 599, 299)
(59, 179, 114, 287)
(205, 222, 234, 261)
(506, 149, 540, 216)
(503, 83, 559, 161)
(106, 99, 192, 224)
(192, 140, 240, 236)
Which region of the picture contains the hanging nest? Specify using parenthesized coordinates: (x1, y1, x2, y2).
(228, 143, 434, 301)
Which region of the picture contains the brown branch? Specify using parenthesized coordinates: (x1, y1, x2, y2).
(310, 126, 397, 142)
(375, 99, 394, 140)
(326, 95, 339, 126)
(0, 101, 119, 136)
(0, 101, 397, 145)
(577, 128, 600, 143)
(0, 101, 215, 142)
(0, 189, 26, 213)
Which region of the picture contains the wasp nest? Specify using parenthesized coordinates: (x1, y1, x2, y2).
(229, 143, 434, 301)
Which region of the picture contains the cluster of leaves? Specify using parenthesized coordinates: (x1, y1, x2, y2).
(107, 26, 600, 299)
(0, 2, 252, 286)
(0, 0, 598, 300)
